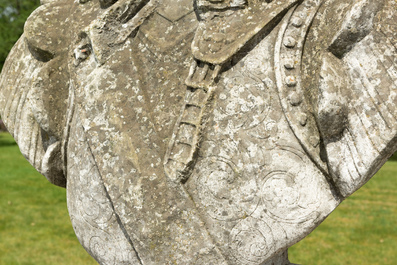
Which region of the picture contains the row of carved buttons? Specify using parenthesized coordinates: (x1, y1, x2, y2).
(282, 6, 321, 148)
(282, 9, 310, 134)
(283, 13, 304, 106)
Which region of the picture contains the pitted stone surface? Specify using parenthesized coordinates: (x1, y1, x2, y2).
(0, 0, 396, 264)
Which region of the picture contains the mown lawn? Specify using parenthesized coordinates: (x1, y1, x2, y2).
(289, 153, 397, 264)
(0, 131, 396, 264)
(0, 132, 96, 265)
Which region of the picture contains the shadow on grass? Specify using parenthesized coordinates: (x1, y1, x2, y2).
(0, 132, 17, 147)
(388, 152, 397, 161)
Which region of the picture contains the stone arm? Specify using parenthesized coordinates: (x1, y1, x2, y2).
(0, 1, 72, 187)
(0, 0, 153, 188)
(303, 0, 397, 197)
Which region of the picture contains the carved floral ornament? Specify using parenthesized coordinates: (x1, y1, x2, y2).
(0, 0, 396, 264)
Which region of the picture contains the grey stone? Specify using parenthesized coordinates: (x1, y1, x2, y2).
(1, 0, 396, 264)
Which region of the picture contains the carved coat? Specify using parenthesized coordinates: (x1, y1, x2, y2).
(0, 0, 396, 264)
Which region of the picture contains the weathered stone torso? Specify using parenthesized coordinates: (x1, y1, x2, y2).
(1, 0, 396, 264)
(66, 1, 338, 264)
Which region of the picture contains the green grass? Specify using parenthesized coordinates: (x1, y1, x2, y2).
(289, 154, 397, 264)
(0, 131, 396, 264)
(0, 132, 96, 265)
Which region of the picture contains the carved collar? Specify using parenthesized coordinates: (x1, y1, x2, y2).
(192, 0, 300, 64)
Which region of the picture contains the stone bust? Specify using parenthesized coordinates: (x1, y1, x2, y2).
(1, 0, 396, 264)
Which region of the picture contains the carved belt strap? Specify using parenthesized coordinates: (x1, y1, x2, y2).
(164, 0, 301, 183)
(274, 0, 328, 174)
(164, 63, 221, 183)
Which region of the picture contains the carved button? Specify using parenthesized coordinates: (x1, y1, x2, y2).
(289, 92, 302, 106)
(283, 37, 297, 48)
(285, 76, 297, 87)
(284, 59, 295, 70)
(299, 113, 307, 126)
(291, 17, 303, 27)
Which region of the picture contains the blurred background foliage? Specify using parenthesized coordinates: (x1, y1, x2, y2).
(0, 0, 40, 71)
